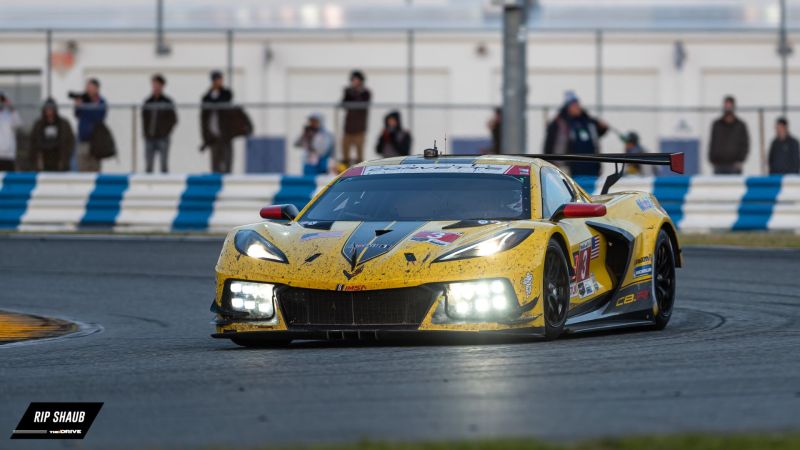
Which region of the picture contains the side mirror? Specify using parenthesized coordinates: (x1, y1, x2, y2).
(260, 204, 299, 221)
(550, 203, 607, 221)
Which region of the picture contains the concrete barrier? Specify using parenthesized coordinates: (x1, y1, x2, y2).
(1, 172, 797, 233)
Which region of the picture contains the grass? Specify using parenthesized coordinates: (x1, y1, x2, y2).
(199, 434, 800, 450)
(679, 232, 800, 249)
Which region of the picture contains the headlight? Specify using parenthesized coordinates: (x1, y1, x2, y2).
(234, 230, 288, 263)
(444, 279, 517, 321)
(434, 229, 532, 262)
(226, 280, 276, 319)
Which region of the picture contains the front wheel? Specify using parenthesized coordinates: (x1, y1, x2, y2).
(652, 229, 676, 330)
(543, 240, 570, 340)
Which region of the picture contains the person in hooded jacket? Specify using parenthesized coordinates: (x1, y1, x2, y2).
(30, 98, 75, 171)
(375, 111, 411, 158)
(543, 91, 608, 177)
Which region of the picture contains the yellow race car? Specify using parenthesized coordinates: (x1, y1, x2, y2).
(211, 150, 684, 347)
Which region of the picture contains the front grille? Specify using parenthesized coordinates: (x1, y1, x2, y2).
(277, 286, 439, 327)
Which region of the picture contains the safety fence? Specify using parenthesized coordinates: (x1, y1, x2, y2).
(0, 172, 798, 233)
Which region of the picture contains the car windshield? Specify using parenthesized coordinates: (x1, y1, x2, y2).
(301, 172, 530, 222)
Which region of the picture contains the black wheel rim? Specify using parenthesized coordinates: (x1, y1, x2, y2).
(544, 249, 569, 327)
(654, 240, 676, 316)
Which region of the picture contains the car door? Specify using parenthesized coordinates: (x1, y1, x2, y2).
(540, 167, 613, 310)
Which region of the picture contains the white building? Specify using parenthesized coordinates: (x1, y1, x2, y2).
(0, 0, 797, 175)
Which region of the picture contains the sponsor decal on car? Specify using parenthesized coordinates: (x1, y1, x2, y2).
(300, 231, 344, 241)
(355, 164, 529, 176)
(521, 272, 533, 298)
(636, 197, 655, 211)
(613, 282, 651, 308)
(634, 255, 651, 265)
(634, 264, 653, 277)
(336, 284, 367, 292)
(570, 274, 600, 299)
(410, 231, 463, 246)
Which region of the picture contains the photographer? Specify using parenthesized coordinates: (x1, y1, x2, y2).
(72, 78, 108, 172)
(294, 112, 333, 175)
(0, 92, 22, 171)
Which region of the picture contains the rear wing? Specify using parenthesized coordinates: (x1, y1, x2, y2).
(522, 153, 684, 195)
(420, 149, 685, 195)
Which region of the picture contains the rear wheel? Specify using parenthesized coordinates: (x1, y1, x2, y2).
(543, 240, 570, 340)
(652, 229, 676, 330)
(230, 337, 291, 348)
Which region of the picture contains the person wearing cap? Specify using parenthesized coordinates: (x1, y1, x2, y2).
(340, 70, 371, 166)
(768, 117, 800, 175)
(30, 98, 75, 171)
(543, 91, 608, 177)
(200, 70, 235, 173)
(294, 112, 333, 175)
(709, 95, 749, 174)
(622, 131, 649, 176)
(0, 92, 22, 171)
(142, 74, 178, 173)
(73, 78, 107, 172)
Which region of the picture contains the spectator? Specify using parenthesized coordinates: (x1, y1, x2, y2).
(0, 92, 22, 171)
(30, 98, 74, 171)
(340, 70, 371, 166)
(73, 78, 107, 172)
(709, 95, 749, 174)
(294, 112, 333, 176)
(200, 70, 234, 173)
(375, 111, 411, 158)
(768, 117, 800, 175)
(543, 91, 608, 177)
(142, 74, 177, 173)
(622, 131, 649, 176)
(485, 107, 501, 154)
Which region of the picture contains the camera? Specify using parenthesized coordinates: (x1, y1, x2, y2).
(68, 91, 86, 100)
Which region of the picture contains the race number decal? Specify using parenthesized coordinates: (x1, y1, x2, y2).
(410, 231, 462, 246)
(573, 240, 592, 282)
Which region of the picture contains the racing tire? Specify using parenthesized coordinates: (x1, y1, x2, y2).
(543, 240, 570, 340)
(230, 337, 292, 348)
(652, 229, 677, 330)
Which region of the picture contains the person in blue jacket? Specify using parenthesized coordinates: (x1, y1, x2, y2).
(543, 91, 608, 177)
(73, 78, 107, 172)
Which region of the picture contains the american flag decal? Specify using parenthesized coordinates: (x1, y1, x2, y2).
(591, 235, 601, 259)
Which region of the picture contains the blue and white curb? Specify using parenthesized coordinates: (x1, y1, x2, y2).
(1, 172, 798, 233)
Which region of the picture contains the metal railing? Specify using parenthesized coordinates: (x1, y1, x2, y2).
(7, 101, 790, 175)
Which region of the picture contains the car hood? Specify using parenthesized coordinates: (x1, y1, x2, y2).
(233, 219, 525, 285)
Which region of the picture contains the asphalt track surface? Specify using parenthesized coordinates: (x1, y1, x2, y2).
(1, 236, 799, 450)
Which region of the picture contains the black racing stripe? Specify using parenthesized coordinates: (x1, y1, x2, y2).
(341, 221, 426, 266)
(359, 221, 425, 264)
(341, 221, 393, 266)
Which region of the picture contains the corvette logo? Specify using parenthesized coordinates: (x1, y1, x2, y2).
(342, 266, 365, 280)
